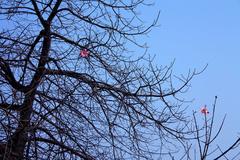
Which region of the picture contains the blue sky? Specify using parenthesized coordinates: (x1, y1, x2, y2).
(142, 0, 240, 154)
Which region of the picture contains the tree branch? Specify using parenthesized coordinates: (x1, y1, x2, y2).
(214, 138, 240, 160)
(0, 103, 22, 111)
(30, 0, 46, 26)
(0, 58, 28, 92)
(33, 137, 94, 159)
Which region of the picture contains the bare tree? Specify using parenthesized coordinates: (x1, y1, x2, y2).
(0, 0, 201, 159)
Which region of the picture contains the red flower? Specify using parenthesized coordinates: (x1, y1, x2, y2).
(80, 49, 89, 58)
(200, 105, 209, 114)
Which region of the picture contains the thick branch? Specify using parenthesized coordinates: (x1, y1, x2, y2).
(30, 0, 46, 26)
(0, 103, 22, 111)
(0, 58, 28, 92)
(47, 0, 63, 22)
(28, 26, 51, 91)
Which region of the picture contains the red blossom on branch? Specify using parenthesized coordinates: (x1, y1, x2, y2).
(200, 105, 209, 115)
(80, 49, 89, 58)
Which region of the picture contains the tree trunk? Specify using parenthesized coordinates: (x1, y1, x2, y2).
(2, 94, 34, 160)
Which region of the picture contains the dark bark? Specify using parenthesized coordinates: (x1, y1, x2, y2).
(0, 2, 53, 158)
(3, 94, 34, 159)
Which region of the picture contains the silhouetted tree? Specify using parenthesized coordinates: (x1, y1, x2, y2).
(0, 0, 202, 159)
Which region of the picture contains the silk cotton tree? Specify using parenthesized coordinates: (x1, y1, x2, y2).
(0, 0, 198, 159)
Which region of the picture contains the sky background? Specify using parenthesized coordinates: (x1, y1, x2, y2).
(141, 0, 240, 156)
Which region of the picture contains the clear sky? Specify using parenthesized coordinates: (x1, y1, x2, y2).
(142, 0, 240, 155)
